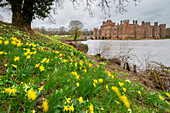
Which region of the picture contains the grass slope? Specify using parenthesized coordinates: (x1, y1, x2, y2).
(0, 21, 170, 113)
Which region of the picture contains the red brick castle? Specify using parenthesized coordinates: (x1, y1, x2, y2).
(93, 20, 166, 39)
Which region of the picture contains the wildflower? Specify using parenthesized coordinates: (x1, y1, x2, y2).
(106, 85, 109, 92)
(98, 78, 103, 83)
(3, 52, 7, 55)
(24, 84, 30, 92)
(66, 98, 71, 104)
(11, 41, 17, 45)
(111, 75, 114, 79)
(118, 82, 124, 87)
(93, 79, 98, 84)
(71, 52, 73, 56)
(17, 42, 23, 47)
(159, 95, 164, 101)
(166, 93, 170, 98)
(89, 64, 92, 67)
(76, 83, 79, 87)
(46, 59, 50, 63)
(101, 107, 104, 111)
(121, 95, 130, 108)
(125, 79, 131, 83)
(138, 91, 141, 95)
(107, 71, 112, 77)
(123, 87, 126, 92)
(41, 58, 47, 63)
(5, 87, 16, 94)
(0, 51, 3, 55)
(32, 110, 36, 113)
(27, 88, 37, 100)
(97, 65, 99, 68)
(5, 88, 11, 93)
(59, 54, 62, 57)
(93, 83, 96, 87)
(39, 65, 45, 72)
(42, 100, 48, 112)
(26, 55, 31, 59)
(116, 101, 120, 104)
(0, 40, 2, 44)
(115, 69, 118, 71)
(38, 86, 43, 93)
(14, 56, 20, 62)
(75, 62, 77, 67)
(128, 109, 132, 113)
(63, 106, 69, 112)
(78, 97, 83, 104)
(35, 64, 40, 68)
(89, 103, 94, 113)
(112, 86, 121, 98)
(10, 88, 16, 94)
(12, 64, 17, 68)
(84, 69, 87, 73)
(4, 40, 9, 45)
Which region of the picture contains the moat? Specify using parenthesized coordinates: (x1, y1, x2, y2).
(80, 39, 170, 70)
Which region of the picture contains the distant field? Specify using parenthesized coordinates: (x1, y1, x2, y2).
(51, 35, 82, 41)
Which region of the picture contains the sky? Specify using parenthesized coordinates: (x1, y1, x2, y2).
(0, 0, 170, 30)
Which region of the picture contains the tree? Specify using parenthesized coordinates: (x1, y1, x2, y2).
(68, 20, 83, 41)
(0, 0, 139, 30)
(0, 0, 53, 30)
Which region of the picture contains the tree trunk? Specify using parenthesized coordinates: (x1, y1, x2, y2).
(11, 0, 23, 26)
(22, 0, 34, 30)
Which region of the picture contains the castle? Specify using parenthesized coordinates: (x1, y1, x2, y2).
(93, 20, 166, 39)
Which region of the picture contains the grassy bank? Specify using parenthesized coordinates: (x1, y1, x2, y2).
(0, 21, 170, 113)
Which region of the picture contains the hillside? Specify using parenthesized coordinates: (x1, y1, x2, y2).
(0, 21, 170, 113)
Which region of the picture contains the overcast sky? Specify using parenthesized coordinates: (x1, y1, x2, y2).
(0, 0, 170, 30)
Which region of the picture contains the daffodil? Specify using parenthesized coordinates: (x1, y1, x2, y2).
(27, 88, 37, 100)
(89, 103, 94, 113)
(26, 55, 31, 59)
(76, 83, 79, 87)
(166, 93, 170, 98)
(38, 86, 43, 93)
(98, 78, 103, 83)
(138, 91, 141, 95)
(93, 79, 98, 84)
(93, 83, 96, 87)
(78, 97, 83, 104)
(14, 56, 20, 62)
(0, 40, 2, 44)
(42, 100, 48, 112)
(119, 82, 124, 87)
(159, 95, 164, 101)
(4, 40, 9, 45)
(66, 98, 71, 104)
(121, 95, 130, 108)
(63, 105, 69, 112)
(106, 85, 109, 92)
(69, 104, 74, 112)
(123, 87, 126, 92)
(12, 64, 17, 68)
(0, 51, 3, 55)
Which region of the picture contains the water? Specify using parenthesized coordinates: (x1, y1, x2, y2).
(80, 39, 170, 70)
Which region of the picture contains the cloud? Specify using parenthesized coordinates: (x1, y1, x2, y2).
(0, 0, 170, 29)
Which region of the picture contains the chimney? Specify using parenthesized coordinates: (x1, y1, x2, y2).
(121, 20, 122, 24)
(136, 20, 138, 24)
(133, 20, 135, 24)
(142, 21, 144, 25)
(154, 22, 158, 26)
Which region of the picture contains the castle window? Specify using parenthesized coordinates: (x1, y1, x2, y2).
(147, 29, 148, 33)
(136, 28, 138, 30)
